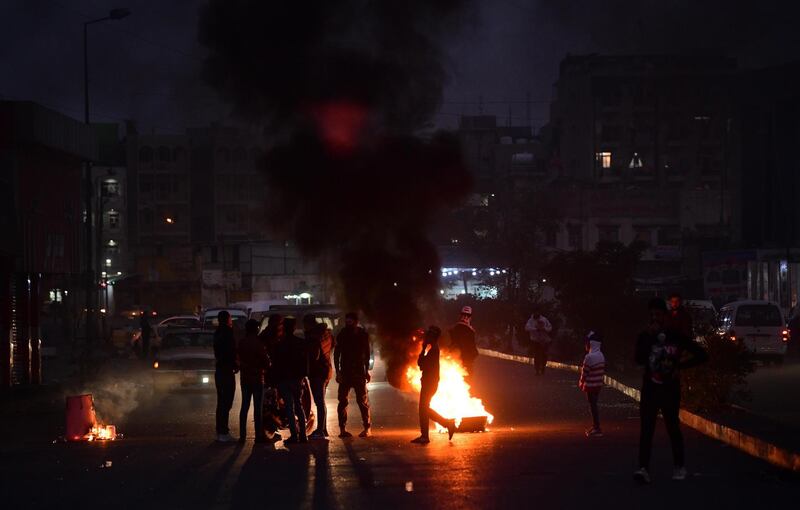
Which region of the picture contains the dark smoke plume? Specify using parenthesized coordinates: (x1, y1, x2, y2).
(199, 0, 471, 388)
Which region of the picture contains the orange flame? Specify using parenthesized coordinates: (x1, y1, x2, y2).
(406, 354, 494, 429)
(85, 424, 117, 441)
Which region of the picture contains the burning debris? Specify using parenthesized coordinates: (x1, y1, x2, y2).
(406, 354, 493, 433)
(65, 394, 118, 442)
(199, 0, 472, 389)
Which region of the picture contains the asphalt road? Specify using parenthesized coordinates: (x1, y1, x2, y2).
(1, 355, 797, 510)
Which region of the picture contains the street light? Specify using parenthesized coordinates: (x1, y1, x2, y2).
(83, 8, 130, 353)
(165, 217, 175, 224)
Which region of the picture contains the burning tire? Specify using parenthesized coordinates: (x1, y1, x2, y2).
(262, 377, 316, 436)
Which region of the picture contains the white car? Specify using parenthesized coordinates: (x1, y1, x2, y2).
(202, 308, 248, 331)
(718, 300, 789, 363)
(155, 315, 201, 341)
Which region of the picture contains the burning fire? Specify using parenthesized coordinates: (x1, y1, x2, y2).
(85, 424, 117, 441)
(406, 354, 494, 430)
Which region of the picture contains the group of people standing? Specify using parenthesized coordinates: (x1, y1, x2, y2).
(212, 310, 372, 444)
(571, 293, 708, 483)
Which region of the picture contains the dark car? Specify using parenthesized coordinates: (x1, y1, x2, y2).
(152, 328, 215, 392)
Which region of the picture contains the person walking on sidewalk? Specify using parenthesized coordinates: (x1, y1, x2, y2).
(525, 310, 553, 374)
(334, 312, 372, 438)
(213, 310, 238, 442)
(305, 314, 334, 439)
(274, 317, 309, 444)
(579, 331, 605, 438)
(634, 298, 708, 484)
(449, 306, 479, 377)
(411, 326, 456, 444)
(238, 319, 270, 443)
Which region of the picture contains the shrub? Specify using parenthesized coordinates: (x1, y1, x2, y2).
(680, 330, 755, 411)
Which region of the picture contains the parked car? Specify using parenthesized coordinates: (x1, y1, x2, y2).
(718, 300, 789, 363)
(202, 308, 248, 331)
(258, 304, 343, 335)
(684, 299, 718, 341)
(152, 328, 215, 392)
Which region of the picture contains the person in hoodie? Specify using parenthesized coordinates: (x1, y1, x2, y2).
(579, 331, 606, 438)
(633, 298, 708, 484)
(411, 326, 456, 444)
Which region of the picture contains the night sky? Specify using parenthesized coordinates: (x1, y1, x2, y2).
(2, 0, 798, 134)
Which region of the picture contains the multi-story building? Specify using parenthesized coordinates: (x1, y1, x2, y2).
(122, 123, 322, 313)
(544, 54, 742, 295)
(0, 101, 95, 385)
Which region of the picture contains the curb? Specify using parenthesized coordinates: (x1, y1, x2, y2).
(478, 348, 800, 472)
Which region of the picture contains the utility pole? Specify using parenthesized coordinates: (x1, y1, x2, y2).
(82, 9, 130, 364)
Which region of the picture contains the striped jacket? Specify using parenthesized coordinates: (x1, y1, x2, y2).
(579, 340, 605, 391)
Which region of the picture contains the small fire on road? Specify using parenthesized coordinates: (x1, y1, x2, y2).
(406, 355, 494, 432)
(66, 394, 118, 442)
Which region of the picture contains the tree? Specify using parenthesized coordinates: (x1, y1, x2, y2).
(543, 241, 646, 366)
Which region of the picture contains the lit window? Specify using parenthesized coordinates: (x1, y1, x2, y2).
(107, 240, 117, 247)
(105, 258, 112, 267)
(107, 210, 120, 229)
(102, 179, 119, 197)
(595, 152, 611, 169)
(629, 152, 643, 169)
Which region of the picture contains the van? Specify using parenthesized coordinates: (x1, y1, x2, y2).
(718, 300, 789, 363)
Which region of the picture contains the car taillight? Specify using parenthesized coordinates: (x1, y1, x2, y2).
(782, 329, 790, 342)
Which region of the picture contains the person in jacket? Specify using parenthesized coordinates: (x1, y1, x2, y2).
(579, 331, 606, 438)
(213, 310, 238, 442)
(238, 319, 270, 443)
(334, 312, 372, 438)
(633, 298, 708, 484)
(304, 314, 334, 439)
(449, 306, 479, 377)
(666, 293, 694, 341)
(273, 317, 309, 443)
(412, 326, 456, 444)
(525, 310, 553, 375)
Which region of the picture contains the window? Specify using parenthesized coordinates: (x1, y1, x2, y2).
(102, 179, 119, 197)
(139, 146, 153, 163)
(633, 227, 652, 247)
(173, 147, 186, 163)
(139, 175, 153, 193)
(106, 245, 119, 257)
(657, 226, 681, 246)
(158, 146, 171, 163)
(595, 152, 612, 169)
(735, 305, 782, 327)
(598, 225, 619, 244)
(568, 225, 582, 249)
(217, 147, 230, 164)
(142, 209, 153, 227)
(628, 152, 643, 169)
(107, 210, 120, 230)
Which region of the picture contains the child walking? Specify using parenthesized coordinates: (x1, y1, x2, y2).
(580, 331, 605, 437)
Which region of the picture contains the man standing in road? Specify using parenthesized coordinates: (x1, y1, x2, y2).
(238, 319, 270, 443)
(139, 313, 152, 360)
(634, 298, 708, 484)
(412, 326, 456, 444)
(274, 317, 309, 443)
(525, 310, 553, 375)
(334, 312, 372, 438)
(449, 306, 479, 377)
(666, 293, 693, 341)
(305, 314, 334, 439)
(213, 310, 238, 442)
